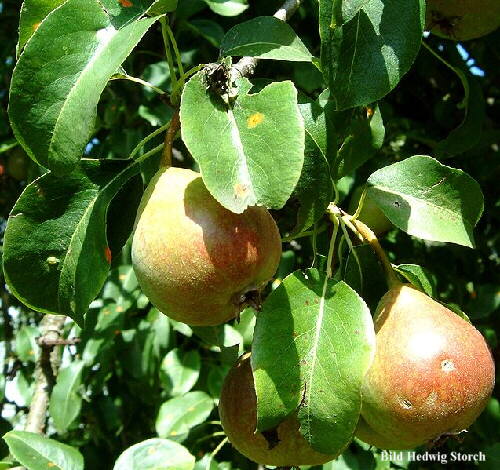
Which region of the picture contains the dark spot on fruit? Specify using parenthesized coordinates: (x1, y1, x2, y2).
(400, 398, 412, 409)
(441, 359, 455, 372)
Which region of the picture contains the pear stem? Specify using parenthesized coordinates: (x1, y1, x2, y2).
(161, 108, 180, 168)
(350, 217, 401, 289)
(328, 203, 401, 289)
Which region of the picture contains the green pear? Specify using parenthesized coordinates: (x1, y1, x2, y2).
(131, 167, 282, 326)
(219, 354, 336, 466)
(348, 187, 392, 236)
(357, 284, 495, 449)
(426, 0, 500, 41)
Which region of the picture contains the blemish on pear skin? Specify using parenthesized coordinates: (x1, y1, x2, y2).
(234, 183, 249, 199)
(247, 112, 264, 128)
(400, 398, 412, 409)
(441, 359, 455, 372)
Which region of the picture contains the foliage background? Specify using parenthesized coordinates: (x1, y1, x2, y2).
(0, 0, 499, 468)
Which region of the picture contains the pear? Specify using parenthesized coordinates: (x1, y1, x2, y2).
(426, 0, 500, 41)
(357, 284, 495, 449)
(219, 354, 336, 466)
(348, 187, 392, 236)
(132, 167, 282, 326)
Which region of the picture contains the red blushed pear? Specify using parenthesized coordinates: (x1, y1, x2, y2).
(356, 284, 495, 449)
(131, 167, 282, 326)
(219, 354, 336, 466)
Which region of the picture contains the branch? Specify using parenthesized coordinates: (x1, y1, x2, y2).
(24, 314, 67, 434)
(231, 0, 302, 79)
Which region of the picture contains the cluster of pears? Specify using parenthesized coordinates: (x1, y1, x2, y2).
(426, 0, 500, 41)
(218, 282, 495, 465)
(132, 166, 494, 465)
(131, 166, 282, 326)
(218, 281, 494, 465)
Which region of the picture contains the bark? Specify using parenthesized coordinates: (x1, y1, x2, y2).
(24, 314, 67, 433)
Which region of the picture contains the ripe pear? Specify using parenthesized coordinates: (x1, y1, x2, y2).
(348, 187, 392, 236)
(426, 0, 500, 41)
(131, 167, 282, 326)
(357, 284, 495, 449)
(219, 354, 335, 466)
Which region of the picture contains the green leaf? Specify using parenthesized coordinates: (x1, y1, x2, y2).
(203, 0, 248, 16)
(160, 349, 201, 396)
(15, 325, 39, 362)
(207, 365, 230, 399)
(191, 325, 243, 351)
(287, 138, 333, 237)
(435, 76, 485, 159)
(180, 73, 304, 212)
(106, 172, 144, 258)
(3, 159, 141, 325)
(186, 19, 225, 48)
(329, 0, 369, 28)
(482, 443, 500, 470)
(3, 431, 84, 470)
(148, 308, 171, 357)
(394, 264, 436, 297)
(113, 438, 195, 470)
(148, 0, 178, 16)
(49, 360, 85, 434)
(343, 244, 386, 311)
(155, 391, 214, 440)
(320, 0, 424, 110)
(220, 17, 313, 62)
(0, 139, 18, 154)
(466, 284, 500, 320)
(193, 456, 219, 470)
(9, 0, 157, 174)
(99, 0, 158, 28)
(252, 269, 375, 455)
(282, 99, 334, 236)
(333, 105, 385, 179)
(366, 155, 484, 247)
(17, 0, 66, 55)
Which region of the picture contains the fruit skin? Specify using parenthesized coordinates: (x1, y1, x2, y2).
(131, 167, 282, 326)
(357, 284, 495, 449)
(348, 187, 392, 236)
(219, 354, 336, 466)
(426, 0, 500, 41)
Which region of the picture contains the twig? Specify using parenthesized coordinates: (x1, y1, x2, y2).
(37, 337, 80, 346)
(24, 314, 67, 434)
(161, 109, 180, 168)
(344, 216, 400, 289)
(231, 0, 302, 79)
